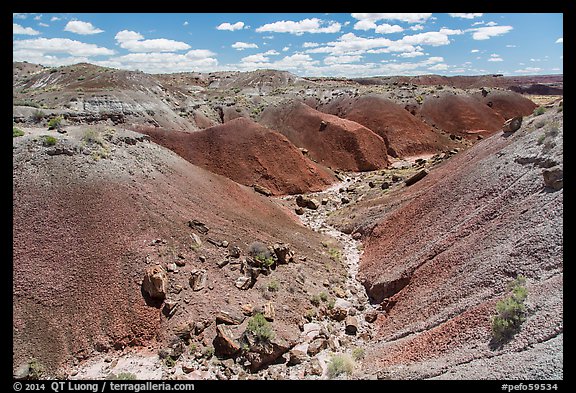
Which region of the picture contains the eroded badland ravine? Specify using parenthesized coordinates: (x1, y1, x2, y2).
(13, 62, 563, 380)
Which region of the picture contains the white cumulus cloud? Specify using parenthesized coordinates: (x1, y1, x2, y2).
(375, 24, 404, 34)
(470, 25, 513, 40)
(555, 37, 563, 44)
(13, 23, 40, 35)
(114, 30, 190, 52)
(231, 42, 258, 50)
(64, 20, 104, 35)
(324, 55, 362, 65)
(351, 13, 432, 23)
(448, 13, 483, 19)
(216, 21, 245, 31)
(256, 18, 341, 35)
(13, 37, 115, 56)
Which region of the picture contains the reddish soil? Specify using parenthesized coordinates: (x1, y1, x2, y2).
(259, 101, 389, 171)
(321, 94, 458, 158)
(420, 93, 506, 137)
(355, 107, 563, 377)
(135, 117, 336, 195)
(12, 127, 346, 374)
(473, 90, 538, 120)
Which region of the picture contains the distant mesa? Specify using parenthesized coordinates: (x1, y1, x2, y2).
(137, 117, 336, 195)
(259, 100, 390, 171)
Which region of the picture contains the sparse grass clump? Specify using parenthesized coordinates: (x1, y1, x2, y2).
(327, 354, 355, 378)
(32, 109, 45, 123)
(491, 276, 528, 344)
(310, 294, 321, 307)
(28, 359, 44, 379)
(47, 115, 63, 130)
(42, 135, 57, 146)
(533, 106, 546, 116)
(82, 128, 104, 146)
(202, 346, 214, 359)
(13, 127, 25, 137)
(248, 241, 275, 269)
(319, 291, 328, 302)
(245, 313, 274, 343)
(164, 357, 176, 368)
(352, 347, 365, 361)
(267, 279, 279, 292)
(328, 247, 341, 262)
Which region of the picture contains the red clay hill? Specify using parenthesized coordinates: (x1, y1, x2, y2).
(318, 94, 458, 158)
(420, 92, 535, 139)
(259, 101, 389, 171)
(136, 117, 336, 196)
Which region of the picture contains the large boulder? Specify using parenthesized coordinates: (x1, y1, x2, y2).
(142, 265, 168, 299)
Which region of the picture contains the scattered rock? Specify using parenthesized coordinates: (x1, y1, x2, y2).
(46, 147, 75, 156)
(305, 358, 323, 376)
(542, 166, 563, 190)
(199, 255, 206, 263)
(329, 306, 348, 322)
(368, 181, 375, 188)
(142, 265, 168, 299)
(190, 233, 202, 249)
(303, 323, 321, 341)
(263, 302, 275, 321)
(341, 196, 350, 204)
(213, 324, 241, 357)
(172, 284, 183, 294)
(181, 363, 195, 374)
(319, 120, 328, 131)
(404, 169, 429, 186)
(381, 181, 390, 190)
(166, 263, 177, 272)
(235, 276, 253, 290)
(364, 311, 378, 323)
(273, 243, 294, 264)
(307, 338, 327, 356)
(216, 311, 246, 325)
(502, 116, 523, 133)
(333, 287, 347, 298)
(221, 240, 229, 248)
(295, 207, 305, 215)
(244, 329, 299, 372)
(189, 269, 207, 291)
(288, 343, 309, 366)
(216, 259, 230, 268)
(188, 219, 209, 235)
(345, 316, 359, 335)
(327, 336, 340, 351)
(13, 362, 30, 380)
(194, 321, 206, 335)
(229, 246, 241, 258)
(296, 195, 320, 210)
(352, 232, 361, 240)
(163, 299, 178, 317)
(391, 175, 402, 182)
(253, 184, 273, 196)
(175, 259, 186, 267)
(241, 303, 255, 316)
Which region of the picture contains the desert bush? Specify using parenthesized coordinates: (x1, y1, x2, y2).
(533, 107, 546, 116)
(164, 357, 176, 368)
(267, 280, 279, 292)
(47, 116, 63, 130)
(202, 346, 214, 359)
(32, 109, 45, 123)
(327, 354, 355, 378)
(13, 127, 25, 137)
(28, 359, 44, 379)
(14, 100, 40, 108)
(328, 247, 341, 262)
(310, 294, 321, 307)
(248, 241, 275, 268)
(319, 291, 328, 302)
(245, 313, 274, 343)
(492, 276, 527, 344)
(42, 135, 57, 146)
(82, 128, 104, 146)
(352, 347, 366, 361)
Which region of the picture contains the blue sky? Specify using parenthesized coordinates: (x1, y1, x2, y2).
(13, 13, 563, 77)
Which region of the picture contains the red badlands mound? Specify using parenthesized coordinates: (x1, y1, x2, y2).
(474, 90, 538, 120)
(357, 108, 563, 378)
(324, 94, 457, 158)
(259, 101, 389, 171)
(420, 93, 506, 137)
(137, 117, 335, 195)
(13, 127, 345, 374)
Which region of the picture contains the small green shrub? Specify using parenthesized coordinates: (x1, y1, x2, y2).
(310, 294, 321, 307)
(245, 313, 274, 343)
(82, 128, 104, 146)
(47, 116, 63, 130)
(327, 354, 355, 378)
(249, 241, 275, 269)
(28, 359, 44, 379)
(202, 346, 214, 359)
(32, 109, 45, 123)
(327, 297, 336, 309)
(352, 347, 365, 361)
(319, 291, 328, 302)
(164, 357, 176, 368)
(491, 276, 528, 344)
(328, 247, 341, 262)
(537, 134, 546, 145)
(304, 309, 316, 321)
(42, 135, 57, 146)
(13, 127, 25, 137)
(533, 107, 546, 116)
(267, 280, 279, 292)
